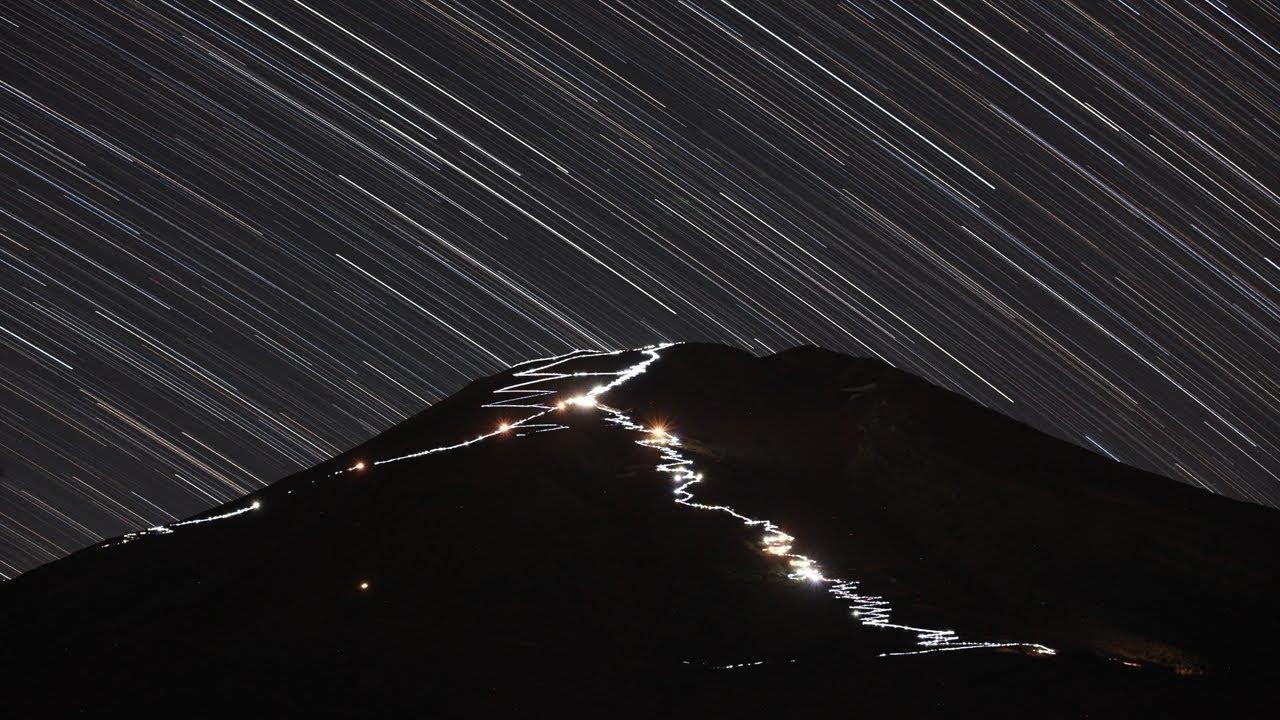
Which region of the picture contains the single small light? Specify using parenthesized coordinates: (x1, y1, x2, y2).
(251, 501, 262, 510)
(498, 422, 511, 433)
(556, 401, 566, 411)
(359, 581, 370, 591)
(353, 461, 365, 471)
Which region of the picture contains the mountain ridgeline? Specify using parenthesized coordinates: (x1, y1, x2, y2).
(3, 343, 1276, 716)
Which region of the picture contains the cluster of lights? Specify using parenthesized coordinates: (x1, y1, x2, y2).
(554, 392, 604, 411)
(788, 557, 824, 583)
(712, 660, 765, 670)
(762, 531, 793, 556)
(327, 460, 366, 477)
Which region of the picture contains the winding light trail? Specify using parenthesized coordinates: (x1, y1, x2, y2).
(595, 382, 1053, 657)
(105, 342, 1052, 658)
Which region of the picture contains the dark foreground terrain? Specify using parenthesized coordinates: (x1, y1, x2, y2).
(3, 343, 1277, 716)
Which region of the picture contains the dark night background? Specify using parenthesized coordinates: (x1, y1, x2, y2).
(3, 0, 1280, 578)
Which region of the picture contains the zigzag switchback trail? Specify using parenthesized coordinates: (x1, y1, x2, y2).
(3, 343, 1277, 716)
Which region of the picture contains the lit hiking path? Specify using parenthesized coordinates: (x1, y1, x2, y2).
(106, 342, 1053, 658)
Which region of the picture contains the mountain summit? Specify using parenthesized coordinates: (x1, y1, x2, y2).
(3, 343, 1276, 716)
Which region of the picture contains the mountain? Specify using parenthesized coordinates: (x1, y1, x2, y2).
(3, 342, 1277, 717)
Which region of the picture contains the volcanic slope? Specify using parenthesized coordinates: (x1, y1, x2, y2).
(2, 343, 1276, 716)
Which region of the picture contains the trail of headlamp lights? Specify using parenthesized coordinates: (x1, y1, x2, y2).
(103, 342, 1051, 658)
(102, 500, 261, 548)
(593, 383, 1053, 657)
(100, 345, 652, 545)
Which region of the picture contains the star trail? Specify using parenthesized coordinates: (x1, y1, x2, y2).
(2, 1, 1279, 577)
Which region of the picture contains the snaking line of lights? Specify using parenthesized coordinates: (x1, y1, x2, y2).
(100, 342, 1053, 659)
(594, 353, 1054, 658)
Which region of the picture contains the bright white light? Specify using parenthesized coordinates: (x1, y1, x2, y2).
(498, 422, 511, 433)
(359, 581, 370, 591)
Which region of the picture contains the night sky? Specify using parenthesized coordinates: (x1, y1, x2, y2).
(2, 1, 1279, 577)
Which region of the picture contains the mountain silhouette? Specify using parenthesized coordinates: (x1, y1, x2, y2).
(3, 343, 1276, 717)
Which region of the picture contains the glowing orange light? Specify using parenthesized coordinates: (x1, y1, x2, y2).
(498, 422, 511, 433)
(353, 461, 365, 471)
(556, 401, 566, 411)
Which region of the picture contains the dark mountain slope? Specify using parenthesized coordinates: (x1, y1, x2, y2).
(609, 343, 1280, 671)
(2, 343, 1276, 716)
